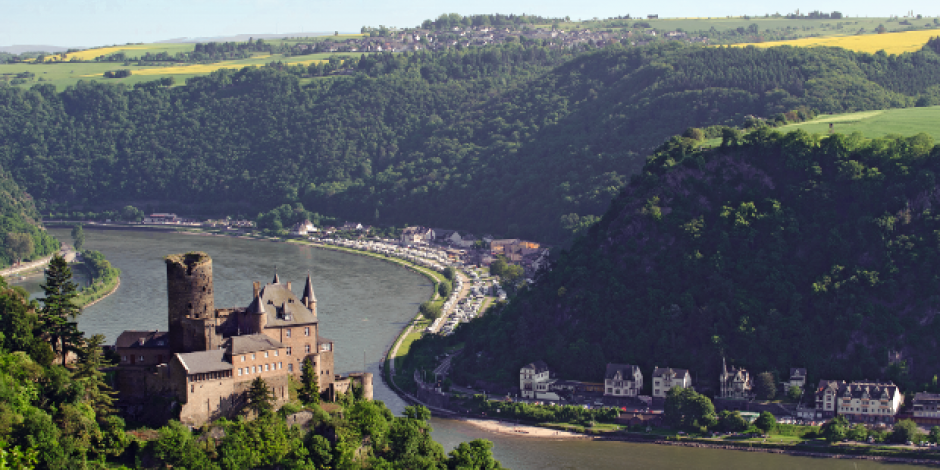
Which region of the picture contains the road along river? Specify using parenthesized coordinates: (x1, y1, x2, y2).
(12, 228, 929, 470)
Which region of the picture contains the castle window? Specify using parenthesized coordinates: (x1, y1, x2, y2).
(305, 327, 310, 336)
(287, 347, 292, 355)
(251, 366, 256, 373)
(305, 344, 311, 354)
(286, 329, 291, 338)
(274, 350, 278, 357)
(265, 351, 269, 358)
(238, 368, 242, 376)
(241, 356, 245, 362)
(288, 364, 293, 372)
(139, 355, 144, 362)
(264, 364, 269, 371)
(279, 362, 282, 369)
(122, 356, 127, 362)
(252, 353, 256, 360)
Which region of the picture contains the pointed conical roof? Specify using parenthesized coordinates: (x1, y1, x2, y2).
(302, 272, 317, 304)
(248, 292, 266, 315)
(272, 266, 280, 284)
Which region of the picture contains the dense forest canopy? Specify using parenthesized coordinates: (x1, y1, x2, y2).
(3, 42, 940, 241)
(0, 167, 60, 268)
(426, 130, 940, 394)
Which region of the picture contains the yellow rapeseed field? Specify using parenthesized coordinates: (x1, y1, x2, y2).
(81, 58, 331, 77)
(733, 29, 940, 55)
(65, 45, 160, 61)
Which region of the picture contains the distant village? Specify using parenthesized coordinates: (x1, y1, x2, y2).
(296, 24, 708, 54)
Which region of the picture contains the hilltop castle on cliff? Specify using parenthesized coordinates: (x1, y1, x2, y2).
(113, 252, 371, 425)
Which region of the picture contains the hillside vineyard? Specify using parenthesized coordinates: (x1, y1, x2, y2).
(4, 43, 940, 241)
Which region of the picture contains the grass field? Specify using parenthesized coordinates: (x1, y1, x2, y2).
(776, 106, 940, 140)
(733, 28, 940, 54)
(1, 52, 360, 89)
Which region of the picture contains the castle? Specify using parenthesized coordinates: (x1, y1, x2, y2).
(113, 252, 372, 425)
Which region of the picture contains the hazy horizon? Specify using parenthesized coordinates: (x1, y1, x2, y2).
(1, 0, 938, 49)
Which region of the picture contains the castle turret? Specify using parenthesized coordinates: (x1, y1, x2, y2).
(272, 268, 280, 284)
(246, 292, 267, 334)
(165, 252, 215, 354)
(302, 272, 317, 314)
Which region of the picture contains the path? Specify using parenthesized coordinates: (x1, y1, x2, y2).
(1, 250, 75, 279)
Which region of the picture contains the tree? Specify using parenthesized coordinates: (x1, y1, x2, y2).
(820, 415, 849, 442)
(438, 282, 452, 298)
(787, 385, 802, 402)
(929, 426, 940, 444)
(847, 423, 869, 442)
(664, 388, 717, 430)
(299, 358, 320, 404)
(420, 301, 442, 320)
(717, 410, 748, 432)
(755, 372, 776, 400)
(754, 411, 775, 433)
(120, 205, 144, 222)
(74, 333, 118, 416)
(4, 233, 33, 264)
(891, 419, 924, 444)
(248, 377, 275, 415)
(39, 255, 82, 365)
(446, 439, 505, 470)
(71, 224, 85, 251)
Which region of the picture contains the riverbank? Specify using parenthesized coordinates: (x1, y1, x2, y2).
(462, 418, 589, 439)
(74, 275, 120, 308)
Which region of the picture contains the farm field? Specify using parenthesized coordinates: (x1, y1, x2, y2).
(0, 52, 361, 89)
(776, 106, 940, 140)
(733, 28, 940, 54)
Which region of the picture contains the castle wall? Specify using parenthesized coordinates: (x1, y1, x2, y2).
(181, 317, 224, 352)
(166, 253, 215, 354)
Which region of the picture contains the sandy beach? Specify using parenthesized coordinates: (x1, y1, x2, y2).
(461, 418, 590, 439)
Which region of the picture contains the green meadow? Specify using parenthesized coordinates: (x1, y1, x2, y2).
(777, 106, 940, 140)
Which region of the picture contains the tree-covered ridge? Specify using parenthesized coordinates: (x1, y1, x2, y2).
(5, 43, 940, 241)
(437, 130, 940, 393)
(0, 166, 60, 268)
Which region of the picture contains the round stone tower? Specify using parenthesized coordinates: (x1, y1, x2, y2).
(361, 372, 374, 400)
(165, 252, 215, 353)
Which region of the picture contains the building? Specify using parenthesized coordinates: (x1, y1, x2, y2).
(813, 380, 845, 419)
(143, 213, 179, 224)
(519, 360, 554, 399)
(719, 358, 753, 399)
(400, 227, 434, 246)
(788, 368, 808, 389)
(289, 220, 317, 236)
(912, 393, 940, 426)
(835, 381, 902, 423)
(432, 228, 462, 245)
(652, 366, 691, 398)
(604, 363, 643, 398)
(113, 252, 372, 426)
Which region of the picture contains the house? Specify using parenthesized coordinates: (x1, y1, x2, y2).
(604, 363, 643, 398)
(400, 227, 433, 246)
(788, 368, 807, 389)
(719, 358, 752, 399)
(116, 330, 171, 367)
(343, 221, 363, 231)
(813, 380, 845, 419)
(652, 366, 691, 398)
(144, 213, 179, 224)
(289, 220, 317, 236)
(432, 228, 462, 245)
(912, 393, 940, 425)
(520, 360, 555, 399)
(833, 381, 902, 423)
(457, 234, 478, 248)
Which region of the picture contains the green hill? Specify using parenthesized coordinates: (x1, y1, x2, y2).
(5, 42, 940, 241)
(427, 130, 940, 393)
(0, 167, 60, 268)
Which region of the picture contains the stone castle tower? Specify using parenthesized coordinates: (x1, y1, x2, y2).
(165, 252, 218, 353)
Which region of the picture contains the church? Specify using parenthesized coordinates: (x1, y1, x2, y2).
(113, 252, 371, 425)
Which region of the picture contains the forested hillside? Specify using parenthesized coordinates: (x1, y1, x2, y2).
(4, 42, 940, 240)
(0, 167, 60, 268)
(427, 130, 940, 393)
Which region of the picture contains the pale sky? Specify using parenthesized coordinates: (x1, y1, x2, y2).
(1, 0, 937, 48)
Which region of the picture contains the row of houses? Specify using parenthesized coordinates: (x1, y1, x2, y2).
(520, 359, 940, 426)
(289, 220, 373, 237)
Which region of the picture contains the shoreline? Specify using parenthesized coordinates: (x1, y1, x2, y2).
(77, 276, 121, 309)
(69, 226, 940, 465)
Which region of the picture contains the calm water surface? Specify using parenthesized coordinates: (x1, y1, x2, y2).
(12, 228, 928, 470)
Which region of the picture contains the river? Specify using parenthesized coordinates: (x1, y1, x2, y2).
(11, 228, 927, 470)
